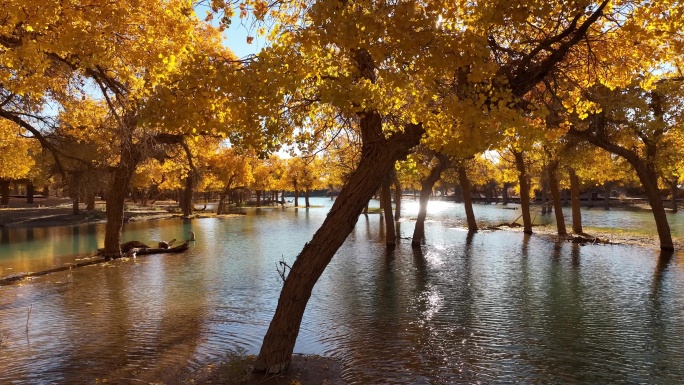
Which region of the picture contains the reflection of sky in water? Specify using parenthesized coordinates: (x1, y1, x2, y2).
(0, 197, 683, 383)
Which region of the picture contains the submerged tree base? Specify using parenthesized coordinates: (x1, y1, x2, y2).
(187, 353, 344, 385)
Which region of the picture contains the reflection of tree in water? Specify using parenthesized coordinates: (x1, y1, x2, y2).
(55, 254, 209, 383)
(645, 251, 683, 381)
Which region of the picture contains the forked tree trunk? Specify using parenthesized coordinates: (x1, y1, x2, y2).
(671, 179, 678, 213)
(381, 176, 396, 246)
(513, 151, 533, 234)
(548, 161, 567, 236)
(253, 112, 424, 374)
(457, 165, 477, 232)
(0, 179, 9, 206)
(27, 181, 34, 204)
(569, 168, 583, 234)
(305, 189, 311, 208)
(412, 154, 450, 246)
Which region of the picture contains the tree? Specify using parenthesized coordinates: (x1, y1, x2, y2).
(233, 0, 619, 373)
(0, 120, 36, 205)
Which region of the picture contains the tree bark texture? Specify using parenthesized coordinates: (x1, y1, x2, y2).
(253, 118, 424, 374)
(103, 141, 141, 260)
(569, 168, 583, 234)
(27, 181, 34, 204)
(182, 174, 194, 217)
(548, 161, 567, 236)
(513, 151, 533, 234)
(381, 176, 396, 246)
(0, 180, 9, 206)
(305, 189, 311, 208)
(457, 165, 478, 232)
(412, 154, 450, 247)
(634, 163, 673, 251)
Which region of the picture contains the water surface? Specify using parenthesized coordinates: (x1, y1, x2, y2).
(0, 198, 682, 384)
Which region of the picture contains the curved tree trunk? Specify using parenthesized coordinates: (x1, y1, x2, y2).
(411, 154, 450, 246)
(635, 163, 673, 251)
(569, 168, 583, 234)
(253, 114, 424, 374)
(381, 176, 396, 246)
(457, 164, 477, 232)
(548, 161, 567, 236)
(513, 151, 533, 234)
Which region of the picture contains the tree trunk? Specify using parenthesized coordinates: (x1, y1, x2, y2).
(253, 109, 425, 374)
(182, 174, 194, 217)
(103, 137, 141, 260)
(0, 180, 9, 206)
(305, 189, 311, 208)
(541, 168, 548, 214)
(513, 151, 533, 234)
(604, 182, 611, 210)
(381, 176, 396, 246)
(671, 179, 678, 213)
(392, 172, 401, 220)
(26, 181, 34, 204)
(256, 189, 262, 207)
(457, 165, 478, 232)
(72, 196, 80, 215)
(217, 192, 226, 215)
(502, 182, 510, 205)
(635, 163, 674, 251)
(548, 161, 567, 236)
(294, 186, 299, 207)
(411, 154, 450, 246)
(86, 189, 96, 210)
(569, 168, 583, 234)
(103, 165, 135, 259)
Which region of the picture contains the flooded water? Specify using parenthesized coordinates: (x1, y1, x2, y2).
(1, 198, 683, 384)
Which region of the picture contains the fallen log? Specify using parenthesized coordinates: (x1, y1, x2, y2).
(126, 241, 189, 257)
(3, 241, 191, 285)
